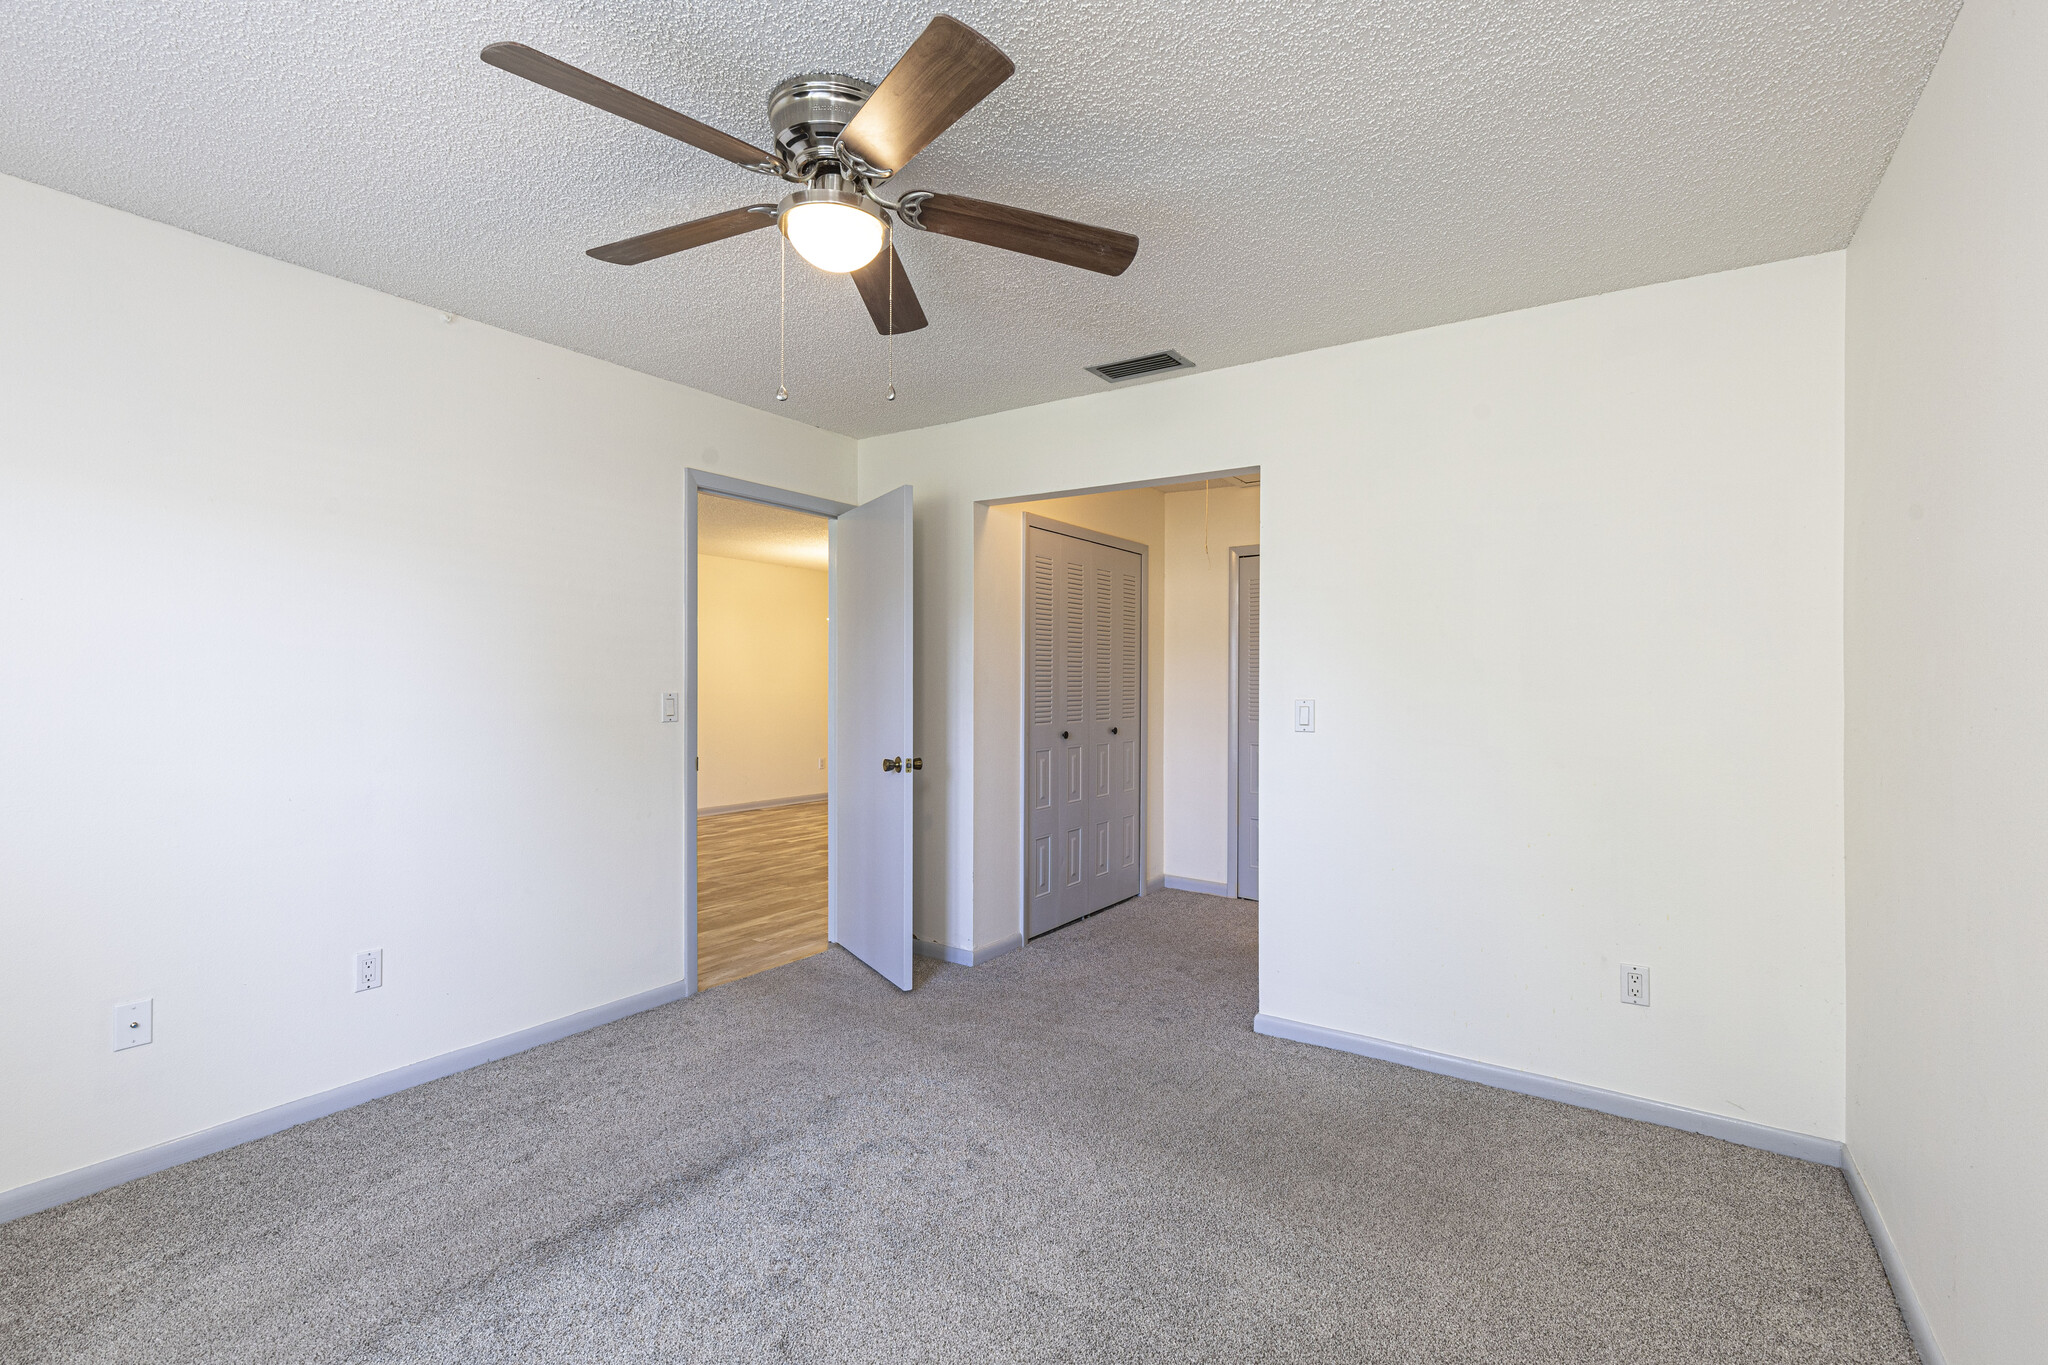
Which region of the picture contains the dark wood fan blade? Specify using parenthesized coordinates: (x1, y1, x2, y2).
(837, 17, 1014, 173)
(850, 245, 929, 334)
(588, 206, 777, 265)
(481, 42, 778, 169)
(911, 194, 1138, 276)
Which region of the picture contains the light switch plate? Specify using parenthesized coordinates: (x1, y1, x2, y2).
(661, 692, 680, 723)
(1293, 699, 1316, 733)
(112, 999, 153, 1051)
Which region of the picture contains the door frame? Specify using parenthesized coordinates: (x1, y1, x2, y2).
(1228, 545, 1259, 900)
(682, 469, 853, 996)
(1018, 513, 1151, 942)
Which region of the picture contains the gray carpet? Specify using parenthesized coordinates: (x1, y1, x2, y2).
(2, 892, 1914, 1363)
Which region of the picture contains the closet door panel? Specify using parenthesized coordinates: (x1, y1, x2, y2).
(1027, 526, 1096, 935)
(1029, 526, 1143, 932)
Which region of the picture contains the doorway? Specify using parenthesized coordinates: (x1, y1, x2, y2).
(694, 490, 833, 988)
(682, 472, 917, 994)
(995, 474, 1259, 948)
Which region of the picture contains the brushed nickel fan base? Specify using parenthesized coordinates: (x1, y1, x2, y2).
(767, 73, 879, 180)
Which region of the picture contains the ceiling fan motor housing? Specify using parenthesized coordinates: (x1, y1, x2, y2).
(767, 74, 876, 179)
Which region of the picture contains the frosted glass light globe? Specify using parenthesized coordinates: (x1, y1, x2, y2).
(781, 199, 885, 273)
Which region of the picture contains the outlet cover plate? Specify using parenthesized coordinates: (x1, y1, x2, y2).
(1621, 963, 1651, 1007)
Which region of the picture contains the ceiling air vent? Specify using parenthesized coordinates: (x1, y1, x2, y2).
(1086, 349, 1194, 383)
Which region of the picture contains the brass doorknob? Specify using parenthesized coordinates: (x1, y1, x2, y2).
(910, 758, 924, 771)
(882, 757, 903, 772)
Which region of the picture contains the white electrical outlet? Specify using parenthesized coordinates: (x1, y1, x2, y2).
(1293, 699, 1316, 733)
(356, 949, 384, 993)
(1621, 963, 1651, 1007)
(112, 999, 153, 1051)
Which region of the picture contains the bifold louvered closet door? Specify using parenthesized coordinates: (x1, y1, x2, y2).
(1026, 525, 1142, 937)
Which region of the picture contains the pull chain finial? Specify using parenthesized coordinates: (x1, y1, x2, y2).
(885, 219, 897, 401)
(776, 232, 789, 402)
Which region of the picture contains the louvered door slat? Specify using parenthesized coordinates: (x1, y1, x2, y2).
(1030, 554, 1054, 726)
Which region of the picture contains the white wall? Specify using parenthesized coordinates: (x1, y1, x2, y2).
(1162, 486, 1262, 888)
(1844, 2, 2048, 1358)
(861, 252, 1846, 1139)
(0, 173, 853, 1197)
(696, 554, 828, 811)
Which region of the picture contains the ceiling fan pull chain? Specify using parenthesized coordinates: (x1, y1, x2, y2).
(776, 232, 789, 402)
(886, 218, 897, 401)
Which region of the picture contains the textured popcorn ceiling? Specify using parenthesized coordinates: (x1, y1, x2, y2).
(0, 1, 1957, 439)
(698, 491, 829, 570)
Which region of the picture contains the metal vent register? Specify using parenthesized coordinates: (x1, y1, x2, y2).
(1085, 350, 1194, 383)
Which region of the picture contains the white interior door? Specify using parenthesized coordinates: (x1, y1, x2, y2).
(828, 484, 915, 989)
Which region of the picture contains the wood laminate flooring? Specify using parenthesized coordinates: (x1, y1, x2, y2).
(696, 800, 827, 990)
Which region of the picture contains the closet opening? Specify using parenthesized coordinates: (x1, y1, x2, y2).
(994, 471, 1261, 950)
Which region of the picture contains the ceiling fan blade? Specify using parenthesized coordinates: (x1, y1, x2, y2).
(481, 42, 778, 170)
(850, 245, 929, 334)
(909, 194, 1138, 276)
(588, 206, 778, 265)
(837, 17, 1014, 173)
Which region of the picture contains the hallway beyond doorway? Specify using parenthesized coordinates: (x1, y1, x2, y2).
(696, 801, 827, 989)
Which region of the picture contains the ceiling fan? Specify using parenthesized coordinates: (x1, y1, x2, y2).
(481, 16, 1139, 337)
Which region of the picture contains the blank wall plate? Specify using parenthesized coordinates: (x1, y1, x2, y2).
(112, 999, 153, 1051)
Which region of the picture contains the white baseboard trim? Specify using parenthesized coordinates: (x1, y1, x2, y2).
(1163, 875, 1234, 897)
(1842, 1146, 1946, 1365)
(974, 933, 1023, 964)
(0, 977, 694, 1227)
(697, 793, 826, 817)
(1252, 1013, 1844, 1168)
(913, 933, 1024, 967)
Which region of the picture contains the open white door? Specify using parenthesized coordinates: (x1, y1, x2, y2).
(828, 484, 915, 989)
